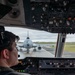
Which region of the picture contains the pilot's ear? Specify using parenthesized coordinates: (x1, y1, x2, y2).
(1, 49, 9, 59)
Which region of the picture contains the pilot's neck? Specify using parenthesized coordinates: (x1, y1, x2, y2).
(0, 59, 9, 67)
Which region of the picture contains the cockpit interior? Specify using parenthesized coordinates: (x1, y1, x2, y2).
(0, 0, 75, 75)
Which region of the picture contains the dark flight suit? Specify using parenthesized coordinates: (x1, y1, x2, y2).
(0, 66, 30, 75)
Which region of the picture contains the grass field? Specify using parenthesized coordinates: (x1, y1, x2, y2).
(64, 42, 75, 52)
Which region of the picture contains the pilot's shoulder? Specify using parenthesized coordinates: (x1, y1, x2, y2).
(7, 72, 31, 75)
(18, 73, 31, 75)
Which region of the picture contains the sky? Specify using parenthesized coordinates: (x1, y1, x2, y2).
(5, 27, 75, 42)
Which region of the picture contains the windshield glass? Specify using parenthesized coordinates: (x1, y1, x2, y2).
(5, 26, 75, 58)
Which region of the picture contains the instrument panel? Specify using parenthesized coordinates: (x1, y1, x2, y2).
(23, 0, 75, 33)
(11, 57, 75, 75)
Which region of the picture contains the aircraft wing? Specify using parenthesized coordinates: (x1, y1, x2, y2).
(32, 43, 37, 47)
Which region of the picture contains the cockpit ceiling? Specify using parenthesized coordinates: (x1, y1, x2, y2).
(0, 0, 75, 33)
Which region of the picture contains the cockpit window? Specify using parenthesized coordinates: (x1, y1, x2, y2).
(5, 27, 75, 58)
(63, 34, 75, 58)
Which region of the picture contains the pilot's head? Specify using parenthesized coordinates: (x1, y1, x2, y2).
(0, 27, 19, 67)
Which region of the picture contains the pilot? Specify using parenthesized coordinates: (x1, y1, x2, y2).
(0, 26, 30, 75)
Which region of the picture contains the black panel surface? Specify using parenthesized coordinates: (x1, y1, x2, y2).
(12, 57, 75, 75)
(24, 0, 75, 33)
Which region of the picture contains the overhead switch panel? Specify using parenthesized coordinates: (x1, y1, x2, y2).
(24, 0, 75, 33)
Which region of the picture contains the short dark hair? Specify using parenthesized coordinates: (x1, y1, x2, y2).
(0, 30, 19, 51)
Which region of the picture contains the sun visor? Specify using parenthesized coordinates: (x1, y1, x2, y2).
(0, 3, 12, 19)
